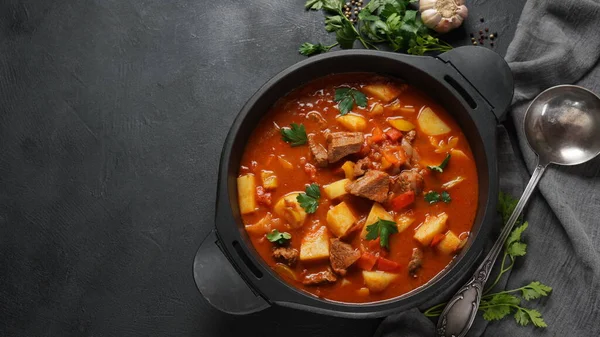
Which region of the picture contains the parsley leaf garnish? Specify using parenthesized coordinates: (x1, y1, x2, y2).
(427, 153, 451, 173)
(334, 87, 367, 115)
(498, 191, 522, 226)
(520, 281, 552, 300)
(296, 183, 320, 213)
(299, 42, 336, 56)
(266, 229, 292, 245)
(365, 218, 398, 249)
(424, 191, 451, 204)
(424, 191, 440, 204)
(280, 123, 307, 147)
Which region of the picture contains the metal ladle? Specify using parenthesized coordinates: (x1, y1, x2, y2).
(437, 85, 600, 337)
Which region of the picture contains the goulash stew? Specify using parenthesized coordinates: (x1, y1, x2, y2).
(237, 73, 478, 303)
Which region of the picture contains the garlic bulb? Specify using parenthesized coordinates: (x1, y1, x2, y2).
(419, 0, 468, 33)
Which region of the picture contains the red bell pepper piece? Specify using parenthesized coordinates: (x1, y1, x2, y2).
(357, 252, 378, 271)
(390, 191, 415, 211)
(385, 128, 403, 142)
(376, 256, 401, 272)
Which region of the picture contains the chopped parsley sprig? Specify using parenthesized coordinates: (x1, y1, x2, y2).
(280, 123, 307, 147)
(297, 183, 321, 213)
(424, 190, 451, 204)
(423, 192, 552, 329)
(365, 218, 398, 249)
(266, 229, 292, 245)
(427, 153, 451, 173)
(334, 87, 367, 115)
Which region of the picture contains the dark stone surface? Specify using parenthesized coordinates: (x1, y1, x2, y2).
(0, 1, 524, 336)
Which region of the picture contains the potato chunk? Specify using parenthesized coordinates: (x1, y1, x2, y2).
(388, 118, 416, 132)
(300, 226, 330, 262)
(362, 84, 403, 103)
(414, 212, 449, 246)
(396, 213, 415, 233)
(237, 174, 256, 214)
(260, 170, 278, 190)
(341, 161, 355, 180)
(326, 202, 357, 238)
(362, 270, 399, 292)
(362, 203, 393, 238)
(323, 179, 351, 200)
(337, 114, 367, 132)
(437, 230, 461, 254)
(274, 193, 307, 229)
(418, 107, 451, 136)
(370, 103, 384, 116)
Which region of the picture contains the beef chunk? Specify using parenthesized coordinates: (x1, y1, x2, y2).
(329, 239, 361, 276)
(327, 132, 364, 163)
(353, 158, 370, 178)
(346, 170, 390, 203)
(302, 268, 338, 285)
(389, 170, 424, 198)
(272, 247, 299, 266)
(401, 130, 420, 166)
(408, 248, 423, 277)
(308, 134, 329, 168)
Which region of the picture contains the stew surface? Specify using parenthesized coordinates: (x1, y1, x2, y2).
(238, 73, 478, 303)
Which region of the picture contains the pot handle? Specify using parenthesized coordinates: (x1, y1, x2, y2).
(437, 46, 514, 122)
(193, 230, 270, 315)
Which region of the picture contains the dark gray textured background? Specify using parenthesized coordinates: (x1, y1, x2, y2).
(0, 1, 525, 336)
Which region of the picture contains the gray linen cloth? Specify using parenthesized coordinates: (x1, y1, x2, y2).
(376, 0, 600, 336)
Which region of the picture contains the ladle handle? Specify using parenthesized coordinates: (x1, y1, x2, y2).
(436, 161, 547, 337)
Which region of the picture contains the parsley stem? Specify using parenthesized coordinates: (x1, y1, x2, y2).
(483, 252, 509, 295)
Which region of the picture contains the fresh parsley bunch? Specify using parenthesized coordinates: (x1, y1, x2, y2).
(424, 192, 552, 328)
(300, 0, 452, 56)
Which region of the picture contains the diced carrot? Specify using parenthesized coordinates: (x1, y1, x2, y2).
(376, 257, 401, 272)
(371, 127, 385, 143)
(390, 191, 415, 211)
(430, 233, 446, 247)
(367, 237, 381, 251)
(385, 128, 403, 142)
(382, 150, 399, 164)
(357, 252, 378, 271)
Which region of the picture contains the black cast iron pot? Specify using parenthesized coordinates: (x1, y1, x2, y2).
(194, 46, 513, 318)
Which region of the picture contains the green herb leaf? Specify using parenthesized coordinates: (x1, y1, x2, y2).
(325, 15, 344, 32)
(365, 217, 398, 249)
(335, 20, 358, 49)
(266, 229, 292, 245)
(305, 0, 342, 12)
(514, 309, 530, 326)
(424, 191, 440, 204)
(304, 0, 323, 10)
(297, 183, 320, 213)
(427, 153, 451, 173)
(521, 281, 552, 300)
(334, 87, 367, 115)
(506, 221, 528, 258)
(498, 191, 522, 226)
(299, 42, 334, 56)
(482, 304, 512, 321)
(424, 190, 451, 204)
(526, 309, 548, 328)
(280, 123, 308, 147)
